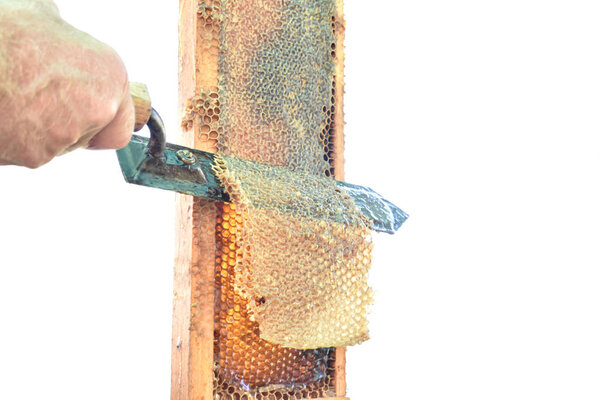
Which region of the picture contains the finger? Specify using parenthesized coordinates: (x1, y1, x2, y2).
(59, 125, 101, 155)
(87, 90, 134, 150)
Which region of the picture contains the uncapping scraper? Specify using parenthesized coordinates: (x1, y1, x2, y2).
(122, 83, 408, 234)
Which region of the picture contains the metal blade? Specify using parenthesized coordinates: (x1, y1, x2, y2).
(117, 135, 408, 234)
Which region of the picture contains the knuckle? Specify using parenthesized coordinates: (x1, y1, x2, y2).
(98, 46, 128, 83)
(87, 100, 119, 130)
(113, 131, 133, 149)
(21, 151, 50, 169)
(97, 103, 117, 126)
(48, 126, 79, 147)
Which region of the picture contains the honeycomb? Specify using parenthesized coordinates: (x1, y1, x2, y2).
(181, 90, 222, 150)
(216, 0, 337, 177)
(181, 0, 370, 397)
(213, 154, 373, 349)
(214, 201, 337, 396)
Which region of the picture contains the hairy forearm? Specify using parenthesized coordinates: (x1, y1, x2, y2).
(0, 3, 56, 95)
(0, 1, 133, 167)
(0, 3, 70, 164)
(0, 0, 58, 14)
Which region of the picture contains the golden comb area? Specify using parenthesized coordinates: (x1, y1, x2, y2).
(214, 201, 337, 396)
(182, 0, 370, 398)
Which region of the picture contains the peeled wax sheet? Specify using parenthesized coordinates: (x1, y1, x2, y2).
(214, 0, 374, 349)
(213, 154, 374, 349)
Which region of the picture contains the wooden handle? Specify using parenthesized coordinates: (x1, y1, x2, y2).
(130, 82, 152, 132)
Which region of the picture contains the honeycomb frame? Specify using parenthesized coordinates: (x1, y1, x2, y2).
(173, 0, 350, 399)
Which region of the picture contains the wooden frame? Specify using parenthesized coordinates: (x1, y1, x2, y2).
(172, 1, 348, 399)
(171, 2, 218, 399)
(332, 0, 347, 397)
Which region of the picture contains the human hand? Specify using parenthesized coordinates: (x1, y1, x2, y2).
(0, 0, 134, 168)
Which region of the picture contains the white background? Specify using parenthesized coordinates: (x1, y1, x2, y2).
(1, 1, 600, 399)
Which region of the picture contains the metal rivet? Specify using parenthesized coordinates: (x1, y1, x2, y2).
(176, 149, 196, 165)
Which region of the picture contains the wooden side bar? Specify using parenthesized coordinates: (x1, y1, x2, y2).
(171, 1, 219, 400)
(333, 0, 348, 397)
(315, 398, 350, 400)
(335, 347, 347, 397)
(332, 0, 346, 180)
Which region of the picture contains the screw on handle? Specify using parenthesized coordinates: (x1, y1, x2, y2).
(129, 82, 152, 132)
